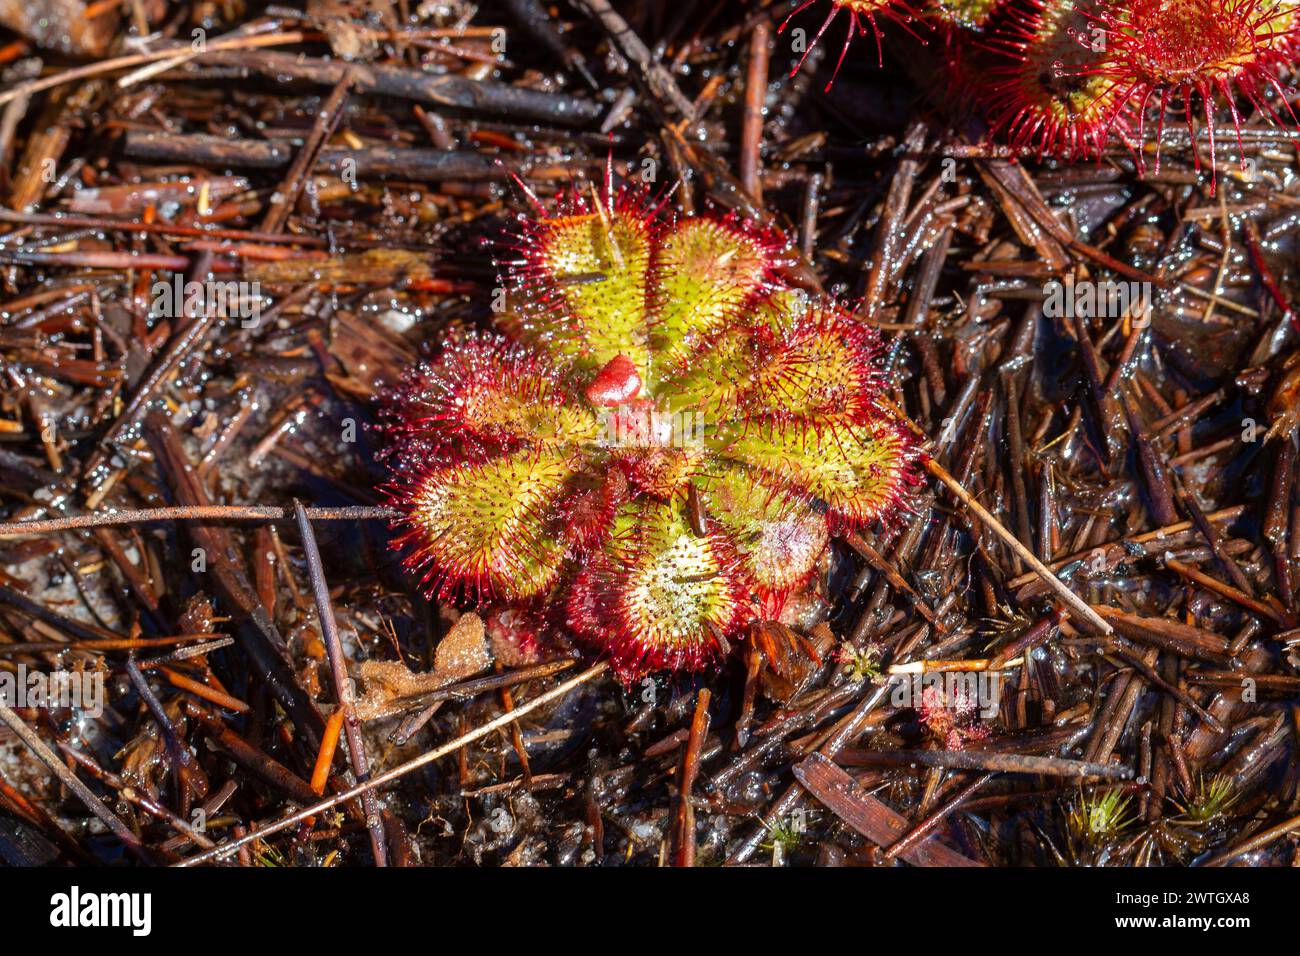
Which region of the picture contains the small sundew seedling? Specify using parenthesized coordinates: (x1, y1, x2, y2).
(759, 812, 811, 864)
(835, 642, 882, 682)
(381, 171, 918, 682)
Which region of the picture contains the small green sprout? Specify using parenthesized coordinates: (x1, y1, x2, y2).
(1068, 788, 1135, 846)
(1174, 774, 1238, 825)
(760, 811, 811, 860)
(835, 642, 881, 683)
(254, 843, 285, 867)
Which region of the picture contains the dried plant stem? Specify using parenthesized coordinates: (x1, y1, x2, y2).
(882, 773, 995, 861)
(1165, 557, 1290, 626)
(0, 31, 310, 108)
(739, 19, 770, 203)
(571, 0, 696, 119)
(843, 531, 945, 630)
(926, 456, 1112, 635)
(293, 501, 388, 866)
(674, 688, 711, 867)
(878, 396, 1112, 634)
(840, 748, 1133, 780)
(0, 505, 399, 537)
(1201, 810, 1300, 866)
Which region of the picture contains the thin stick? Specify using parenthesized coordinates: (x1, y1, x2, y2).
(0, 703, 146, 858)
(1005, 505, 1245, 589)
(739, 19, 770, 204)
(0, 31, 309, 108)
(674, 688, 711, 867)
(365, 659, 578, 725)
(261, 69, 355, 233)
(571, 0, 696, 120)
(0, 208, 332, 246)
(174, 662, 608, 866)
(839, 747, 1133, 780)
(927, 456, 1112, 635)
(882, 773, 995, 861)
(0, 634, 226, 656)
(0, 505, 399, 537)
(294, 501, 387, 866)
(843, 531, 945, 630)
(1201, 810, 1300, 866)
(1165, 556, 1290, 626)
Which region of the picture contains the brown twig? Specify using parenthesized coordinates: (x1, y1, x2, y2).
(293, 501, 388, 866)
(0, 505, 399, 537)
(674, 688, 711, 867)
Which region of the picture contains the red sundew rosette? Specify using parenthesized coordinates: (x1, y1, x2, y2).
(381, 182, 919, 682)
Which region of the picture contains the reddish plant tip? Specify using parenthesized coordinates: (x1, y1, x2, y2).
(585, 354, 643, 407)
(382, 182, 919, 684)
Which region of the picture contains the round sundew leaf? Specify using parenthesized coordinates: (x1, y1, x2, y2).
(697, 463, 829, 601)
(521, 207, 653, 378)
(1104, 0, 1291, 88)
(716, 417, 917, 526)
(653, 322, 763, 421)
(564, 561, 610, 642)
(601, 498, 745, 674)
(649, 217, 779, 371)
(978, 0, 1133, 160)
(384, 335, 601, 457)
(741, 305, 884, 427)
(1072, 0, 1299, 187)
(395, 448, 575, 600)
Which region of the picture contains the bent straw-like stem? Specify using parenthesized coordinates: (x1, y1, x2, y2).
(928, 457, 1112, 635)
(294, 501, 388, 866)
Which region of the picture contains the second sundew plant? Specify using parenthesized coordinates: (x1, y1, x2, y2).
(783, 0, 1300, 185)
(381, 176, 919, 682)
(1082, 0, 1300, 170)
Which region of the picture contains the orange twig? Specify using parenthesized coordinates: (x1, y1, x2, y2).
(311, 710, 347, 796)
